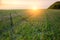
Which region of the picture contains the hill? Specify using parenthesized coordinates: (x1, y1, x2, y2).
(48, 1, 60, 9)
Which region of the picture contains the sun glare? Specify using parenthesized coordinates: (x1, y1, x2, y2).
(32, 6, 38, 10)
(26, 5, 45, 18)
(26, 6, 40, 17)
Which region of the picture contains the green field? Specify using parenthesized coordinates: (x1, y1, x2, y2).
(0, 9, 60, 40)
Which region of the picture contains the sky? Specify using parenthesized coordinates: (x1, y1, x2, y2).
(0, 0, 60, 9)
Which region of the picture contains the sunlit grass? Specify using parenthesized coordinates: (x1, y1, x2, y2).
(0, 9, 60, 40)
(25, 9, 45, 19)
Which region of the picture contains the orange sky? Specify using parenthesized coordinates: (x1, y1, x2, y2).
(0, 0, 60, 9)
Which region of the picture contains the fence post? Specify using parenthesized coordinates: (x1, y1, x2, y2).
(10, 13, 15, 40)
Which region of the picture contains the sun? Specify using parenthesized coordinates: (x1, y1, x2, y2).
(32, 6, 38, 11)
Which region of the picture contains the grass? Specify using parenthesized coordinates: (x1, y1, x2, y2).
(0, 9, 60, 40)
